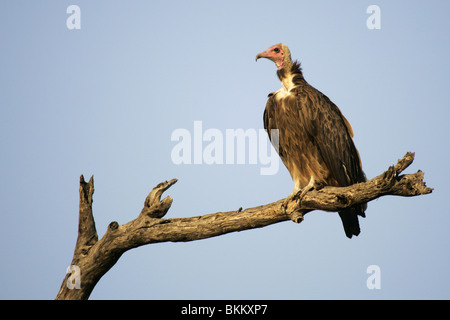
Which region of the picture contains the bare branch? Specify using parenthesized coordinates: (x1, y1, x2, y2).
(56, 152, 432, 299)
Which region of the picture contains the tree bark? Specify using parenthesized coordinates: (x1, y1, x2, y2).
(55, 152, 432, 300)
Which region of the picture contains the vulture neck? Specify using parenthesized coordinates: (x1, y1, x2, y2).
(277, 61, 304, 91)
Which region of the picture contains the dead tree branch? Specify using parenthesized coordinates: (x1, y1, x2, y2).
(55, 152, 432, 300)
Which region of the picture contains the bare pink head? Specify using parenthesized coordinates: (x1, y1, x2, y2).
(256, 43, 292, 70)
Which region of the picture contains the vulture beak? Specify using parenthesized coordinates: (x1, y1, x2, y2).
(255, 50, 271, 62)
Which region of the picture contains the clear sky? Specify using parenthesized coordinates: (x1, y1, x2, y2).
(0, 0, 449, 299)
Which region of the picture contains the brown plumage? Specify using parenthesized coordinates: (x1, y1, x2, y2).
(256, 43, 367, 238)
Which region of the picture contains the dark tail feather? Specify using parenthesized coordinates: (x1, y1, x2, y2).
(338, 203, 367, 239)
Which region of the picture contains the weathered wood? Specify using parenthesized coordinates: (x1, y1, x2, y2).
(55, 152, 432, 300)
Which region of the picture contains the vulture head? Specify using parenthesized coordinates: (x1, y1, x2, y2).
(256, 43, 292, 70)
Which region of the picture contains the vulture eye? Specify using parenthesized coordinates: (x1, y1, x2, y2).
(274, 48, 280, 53)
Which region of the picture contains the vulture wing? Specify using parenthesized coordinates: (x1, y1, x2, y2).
(295, 85, 367, 238)
(264, 82, 367, 238)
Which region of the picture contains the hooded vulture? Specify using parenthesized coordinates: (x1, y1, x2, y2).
(256, 43, 367, 238)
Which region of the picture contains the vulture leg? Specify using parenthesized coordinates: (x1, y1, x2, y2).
(299, 176, 316, 199)
(282, 176, 318, 213)
(281, 186, 301, 213)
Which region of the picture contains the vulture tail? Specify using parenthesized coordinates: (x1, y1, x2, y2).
(338, 204, 366, 239)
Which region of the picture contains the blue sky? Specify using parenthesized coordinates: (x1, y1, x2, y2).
(0, 1, 449, 299)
